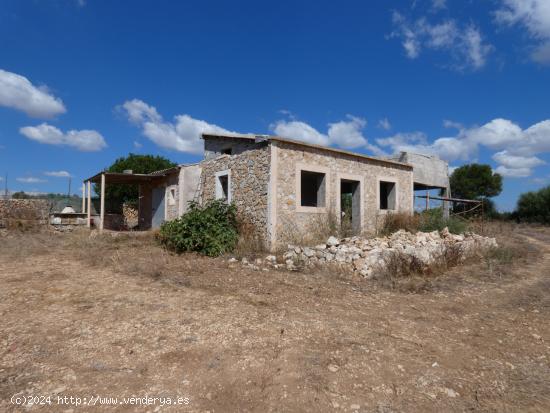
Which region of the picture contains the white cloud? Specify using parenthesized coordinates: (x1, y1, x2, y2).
(495, 0, 550, 38)
(44, 170, 71, 178)
(494, 165, 532, 178)
(133, 140, 143, 149)
(120, 99, 237, 154)
(390, 12, 492, 70)
(0, 69, 66, 118)
(16, 177, 47, 184)
(492, 151, 545, 169)
(378, 118, 392, 130)
(271, 120, 329, 146)
(327, 116, 368, 148)
(271, 115, 376, 150)
(495, 0, 550, 64)
(377, 117, 550, 178)
(20, 123, 107, 151)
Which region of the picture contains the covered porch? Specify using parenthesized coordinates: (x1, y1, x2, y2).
(83, 171, 171, 232)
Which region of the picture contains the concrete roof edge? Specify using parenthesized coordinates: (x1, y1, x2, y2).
(201, 133, 413, 169)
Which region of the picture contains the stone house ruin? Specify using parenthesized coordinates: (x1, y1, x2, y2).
(84, 134, 451, 250)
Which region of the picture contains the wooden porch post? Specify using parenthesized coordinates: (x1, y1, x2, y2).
(425, 191, 430, 211)
(87, 180, 91, 228)
(81, 183, 86, 213)
(100, 173, 105, 232)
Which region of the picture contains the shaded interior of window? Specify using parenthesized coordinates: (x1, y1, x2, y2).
(168, 188, 176, 205)
(379, 181, 396, 210)
(218, 175, 229, 201)
(301, 170, 326, 207)
(221, 147, 232, 155)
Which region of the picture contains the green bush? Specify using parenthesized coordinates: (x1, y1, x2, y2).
(158, 200, 238, 256)
(516, 185, 550, 224)
(418, 208, 467, 234)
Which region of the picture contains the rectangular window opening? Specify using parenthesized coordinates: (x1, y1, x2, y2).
(300, 170, 326, 207)
(167, 187, 176, 206)
(216, 173, 230, 203)
(221, 147, 232, 155)
(379, 181, 396, 210)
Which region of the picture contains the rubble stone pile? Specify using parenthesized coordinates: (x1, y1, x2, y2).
(282, 228, 497, 277)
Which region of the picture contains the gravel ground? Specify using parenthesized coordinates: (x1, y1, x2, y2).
(1, 225, 549, 412)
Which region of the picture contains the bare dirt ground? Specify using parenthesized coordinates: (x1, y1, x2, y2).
(1, 224, 549, 412)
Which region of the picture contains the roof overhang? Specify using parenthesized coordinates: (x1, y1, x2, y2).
(84, 172, 168, 184)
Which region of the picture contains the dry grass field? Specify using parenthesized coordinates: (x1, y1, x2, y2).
(1, 224, 549, 412)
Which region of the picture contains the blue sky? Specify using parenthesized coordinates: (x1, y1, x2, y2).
(0, 0, 549, 211)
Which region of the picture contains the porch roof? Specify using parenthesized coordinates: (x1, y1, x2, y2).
(84, 172, 168, 184)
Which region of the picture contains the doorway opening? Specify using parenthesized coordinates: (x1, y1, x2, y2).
(340, 179, 361, 236)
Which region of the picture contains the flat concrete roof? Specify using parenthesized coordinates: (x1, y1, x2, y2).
(201, 133, 413, 169)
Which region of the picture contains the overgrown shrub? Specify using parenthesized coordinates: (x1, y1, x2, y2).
(417, 208, 467, 234)
(380, 209, 467, 236)
(380, 212, 420, 235)
(374, 243, 464, 292)
(158, 200, 238, 256)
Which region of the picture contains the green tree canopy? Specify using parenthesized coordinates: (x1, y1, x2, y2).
(94, 153, 176, 212)
(450, 164, 502, 200)
(516, 185, 550, 224)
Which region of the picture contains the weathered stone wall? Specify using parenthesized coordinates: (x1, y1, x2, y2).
(199, 143, 270, 243)
(274, 140, 413, 246)
(204, 136, 261, 160)
(0, 199, 51, 228)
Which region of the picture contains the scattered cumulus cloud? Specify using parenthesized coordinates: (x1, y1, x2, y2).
(19, 123, 107, 151)
(133, 141, 143, 149)
(271, 119, 329, 146)
(495, 0, 550, 64)
(378, 118, 392, 130)
(390, 12, 493, 70)
(0, 69, 66, 118)
(119, 99, 238, 154)
(44, 170, 71, 178)
(377, 118, 550, 177)
(271, 114, 382, 152)
(16, 177, 47, 184)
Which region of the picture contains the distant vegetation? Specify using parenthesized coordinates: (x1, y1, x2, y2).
(515, 185, 550, 225)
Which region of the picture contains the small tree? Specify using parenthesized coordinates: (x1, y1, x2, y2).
(450, 164, 502, 200)
(94, 153, 176, 212)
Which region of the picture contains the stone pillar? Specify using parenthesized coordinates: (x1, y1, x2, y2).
(442, 187, 451, 219)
